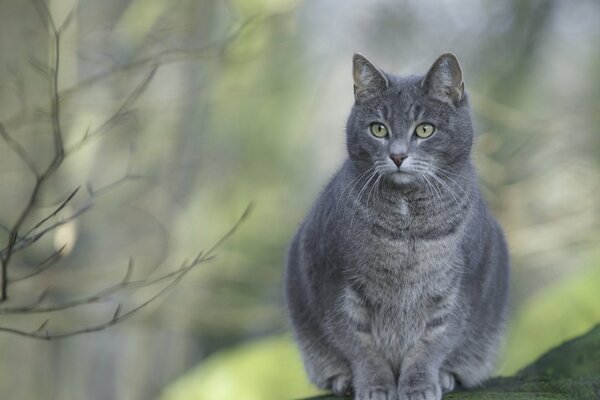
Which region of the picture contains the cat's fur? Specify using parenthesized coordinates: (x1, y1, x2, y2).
(285, 53, 510, 400)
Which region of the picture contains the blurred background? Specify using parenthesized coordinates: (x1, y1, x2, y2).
(0, 0, 598, 399)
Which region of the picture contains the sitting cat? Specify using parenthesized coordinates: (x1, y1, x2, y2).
(285, 52, 510, 400)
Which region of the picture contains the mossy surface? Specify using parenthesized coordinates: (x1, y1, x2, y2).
(301, 324, 600, 400)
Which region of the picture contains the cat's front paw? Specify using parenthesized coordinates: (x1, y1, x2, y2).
(438, 370, 456, 393)
(326, 373, 352, 396)
(355, 386, 398, 400)
(397, 384, 441, 400)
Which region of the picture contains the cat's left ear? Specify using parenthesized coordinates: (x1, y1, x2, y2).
(422, 52, 464, 106)
(353, 53, 389, 103)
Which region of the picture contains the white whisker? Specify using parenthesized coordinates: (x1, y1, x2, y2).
(426, 171, 462, 209)
(366, 173, 383, 209)
(349, 170, 379, 227)
(426, 165, 473, 209)
(419, 172, 442, 204)
(335, 166, 376, 212)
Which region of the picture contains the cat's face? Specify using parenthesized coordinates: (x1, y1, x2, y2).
(346, 53, 473, 187)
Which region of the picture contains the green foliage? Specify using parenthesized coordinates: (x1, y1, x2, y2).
(501, 261, 600, 374)
(159, 335, 321, 400)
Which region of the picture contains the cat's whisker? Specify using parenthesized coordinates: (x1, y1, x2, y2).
(426, 165, 473, 209)
(336, 166, 377, 212)
(427, 165, 468, 193)
(426, 171, 462, 209)
(366, 173, 383, 209)
(349, 170, 379, 227)
(415, 161, 463, 179)
(413, 162, 472, 210)
(354, 170, 378, 209)
(419, 172, 443, 205)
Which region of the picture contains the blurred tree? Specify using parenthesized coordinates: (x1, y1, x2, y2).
(0, 0, 598, 399)
(0, 0, 251, 339)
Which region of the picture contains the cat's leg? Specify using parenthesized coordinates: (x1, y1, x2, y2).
(286, 242, 353, 395)
(441, 332, 501, 388)
(396, 350, 443, 400)
(396, 319, 460, 400)
(293, 316, 353, 396)
(328, 286, 398, 400)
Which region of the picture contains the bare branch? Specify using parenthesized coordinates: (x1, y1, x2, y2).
(123, 257, 134, 284)
(0, 161, 136, 260)
(112, 303, 122, 320)
(0, 202, 91, 259)
(60, 17, 255, 99)
(33, 319, 49, 334)
(204, 201, 254, 258)
(1, 0, 65, 302)
(57, 7, 76, 35)
(10, 245, 65, 282)
(0, 122, 38, 175)
(31, 0, 64, 175)
(30, 0, 50, 31)
(27, 187, 80, 234)
(0, 1, 255, 339)
(28, 55, 52, 79)
(34, 288, 49, 305)
(0, 204, 252, 339)
(0, 12, 259, 140)
(67, 65, 157, 153)
(0, 263, 183, 339)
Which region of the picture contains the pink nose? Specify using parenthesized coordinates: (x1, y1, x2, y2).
(389, 153, 407, 167)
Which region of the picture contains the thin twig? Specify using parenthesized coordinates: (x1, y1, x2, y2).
(57, 7, 76, 35)
(67, 65, 158, 153)
(10, 245, 65, 283)
(1, 0, 65, 302)
(60, 17, 255, 99)
(0, 0, 256, 339)
(204, 202, 254, 258)
(0, 122, 38, 175)
(0, 204, 252, 338)
(0, 13, 258, 136)
(0, 171, 136, 258)
(26, 187, 80, 235)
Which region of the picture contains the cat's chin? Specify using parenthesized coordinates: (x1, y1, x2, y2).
(388, 171, 416, 185)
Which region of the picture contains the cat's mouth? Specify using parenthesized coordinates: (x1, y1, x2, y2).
(388, 170, 416, 185)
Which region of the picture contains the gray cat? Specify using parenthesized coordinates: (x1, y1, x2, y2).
(285, 52, 510, 400)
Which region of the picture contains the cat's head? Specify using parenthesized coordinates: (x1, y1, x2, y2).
(346, 52, 473, 186)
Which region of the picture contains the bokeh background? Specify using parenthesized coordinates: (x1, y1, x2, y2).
(0, 0, 599, 399)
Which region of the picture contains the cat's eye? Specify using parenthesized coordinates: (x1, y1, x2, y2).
(414, 123, 435, 138)
(370, 123, 388, 138)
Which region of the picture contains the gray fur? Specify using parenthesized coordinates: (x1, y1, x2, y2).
(285, 52, 510, 400)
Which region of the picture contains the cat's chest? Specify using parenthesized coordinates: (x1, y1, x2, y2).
(346, 229, 462, 280)
(345, 235, 462, 365)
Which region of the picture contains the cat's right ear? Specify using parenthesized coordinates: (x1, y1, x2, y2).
(353, 53, 388, 103)
(422, 52, 464, 106)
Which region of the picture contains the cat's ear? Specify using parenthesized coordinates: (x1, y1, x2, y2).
(353, 53, 388, 103)
(422, 52, 464, 106)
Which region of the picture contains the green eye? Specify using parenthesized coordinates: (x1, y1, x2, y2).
(370, 123, 388, 138)
(415, 123, 435, 138)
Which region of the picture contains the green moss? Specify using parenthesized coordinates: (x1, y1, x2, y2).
(300, 324, 600, 400)
(516, 324, 600, 379)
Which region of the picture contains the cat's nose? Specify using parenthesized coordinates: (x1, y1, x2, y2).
(389, 153, 407, 167)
